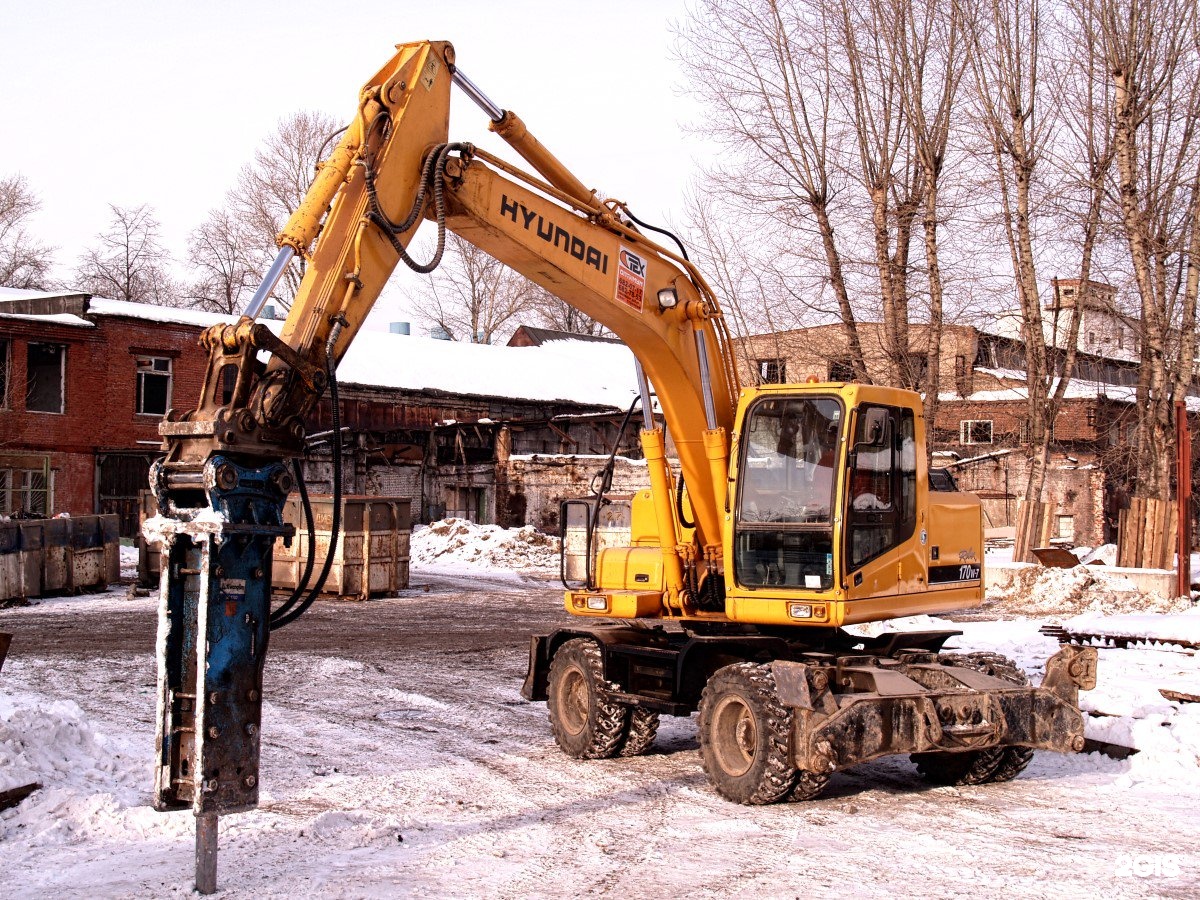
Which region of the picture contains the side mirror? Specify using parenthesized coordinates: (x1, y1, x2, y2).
(852, 407, 890, 454)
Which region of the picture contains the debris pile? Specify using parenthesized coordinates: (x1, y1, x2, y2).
(410, 518, 560, 571)
(985, 565, 1192, 619)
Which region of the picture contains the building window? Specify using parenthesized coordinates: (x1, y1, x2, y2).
(0, 468, 53, 516)
(758, 358, 786, 384)
(959, 419, 993, 445)
(26, 342, 65, 413)
(0, 338, 8, 408)
(1056, 515, 1075, 541)
(136, 355, 173, 416)
(828, 357, 855, 382)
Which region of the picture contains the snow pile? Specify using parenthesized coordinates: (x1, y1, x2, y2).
(119, 545, 138, 581)
(411, 518, 559, 571)
(1072, 636, 1200, 780)
(0, 697, 137, 795)
(1075, 543, 1119, 566)
(985, 564, 1191, 619)
(1064, 607, 1200, 646)
(844, 614, 955, 639)
(0, 694, 162, 851)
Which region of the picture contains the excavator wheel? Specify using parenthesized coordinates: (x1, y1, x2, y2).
(698, 662, 802, 805)
(911, 652, 1036, 785)
(547, 638, 630, 759)
(619, 708, 660, 757)
(787, 769, 832, 802)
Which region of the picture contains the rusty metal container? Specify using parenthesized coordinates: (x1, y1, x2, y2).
(136, 490, 162, 586)
(138, 490, 412, 600)
(0, 523, 20, 602)
(18, 523, 44, 598)
(273, 495, 411, 600)
(0, 515, 119, 601)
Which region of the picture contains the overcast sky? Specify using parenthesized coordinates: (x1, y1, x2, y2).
(0, 0, 709, 330)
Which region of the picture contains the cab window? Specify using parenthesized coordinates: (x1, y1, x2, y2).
(846, 405, 917, 569)
(735, 396, 843, 590)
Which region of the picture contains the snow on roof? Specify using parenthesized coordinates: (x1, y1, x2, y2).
(978, 307, 1140, 364)
(86, 297, 236, 329)
(0, 286, 88, 302)
(0, 310, 93, 328)
(940, 379, 1200, 412)
(1, 293, 640, 408)
(334, 331, 639, 407)
(974, 367, 1028, 382)
(0, 287, 93, 326)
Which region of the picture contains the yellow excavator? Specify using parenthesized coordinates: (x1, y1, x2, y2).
(149, 40, 1097, 891)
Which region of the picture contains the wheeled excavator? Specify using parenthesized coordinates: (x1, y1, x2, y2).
(148, 40, 1098, 892)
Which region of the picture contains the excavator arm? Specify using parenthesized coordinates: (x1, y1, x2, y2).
(150, 39, 740, 891)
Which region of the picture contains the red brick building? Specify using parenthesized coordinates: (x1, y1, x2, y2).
(0, 289, 214, 532)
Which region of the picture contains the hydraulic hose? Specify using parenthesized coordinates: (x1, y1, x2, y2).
(269, 319, 345, 630)
(269, 457, 315, 629)
(622, 207, 690, 262)
(363, 137, 473, 274)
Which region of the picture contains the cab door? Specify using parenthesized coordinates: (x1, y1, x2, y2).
(843, 404, 918, 600)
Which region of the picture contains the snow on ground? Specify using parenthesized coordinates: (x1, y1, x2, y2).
(3, 525, 1200, 895)
(119, 544, 138, 581)
(2, 593, 1199, 897)
(410, 518, 560, 574)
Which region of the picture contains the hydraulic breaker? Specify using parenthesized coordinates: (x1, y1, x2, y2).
(148, 456, 293, 892)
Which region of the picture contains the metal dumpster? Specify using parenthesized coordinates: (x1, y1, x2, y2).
(139, 491, 411, 600)
(0, 515, 119, 602)
(273, 495, 411, 600)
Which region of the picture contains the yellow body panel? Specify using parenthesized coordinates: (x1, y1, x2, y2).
(565, 590, 664, 618)
(595, 547, 665, 592)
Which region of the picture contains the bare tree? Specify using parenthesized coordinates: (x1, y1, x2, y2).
(226, 110, 343, 310)
(74, 203, 179, 305)
(1097, 0, 1200, 500)
(185, 208, 258, 315)
(963, 0, 1069, 558)
(412, 234, 540, 343)
(529, 287, 605, 336)
(835, 0, 928, 389)
(0, 175, 55, 289)
(676, 0, 873, 382)
(895, 0, 970, 448)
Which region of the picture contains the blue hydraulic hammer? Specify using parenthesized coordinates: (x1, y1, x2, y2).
(148, 456, 294, 891)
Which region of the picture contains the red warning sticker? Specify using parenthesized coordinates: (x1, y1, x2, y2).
(616, 246, 646, 312)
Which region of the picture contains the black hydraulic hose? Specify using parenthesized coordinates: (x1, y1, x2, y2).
(270, 340, 343, 630)
(364, 139, 473, 275)
(269, 457, 315, 629)
(622, 208, 690, 262)
(675, 473, 695, 530)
